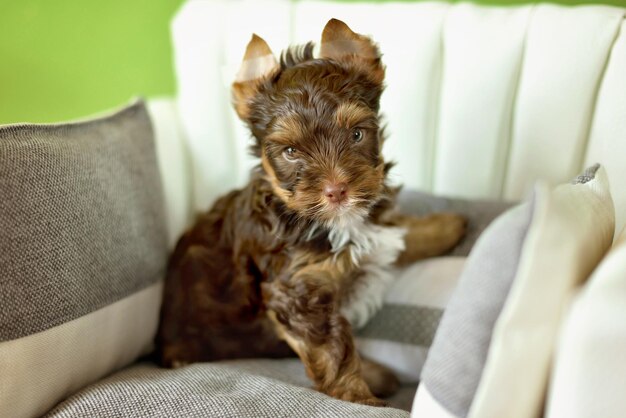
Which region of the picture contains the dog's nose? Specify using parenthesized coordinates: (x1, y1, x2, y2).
(324, 182, 348, 204)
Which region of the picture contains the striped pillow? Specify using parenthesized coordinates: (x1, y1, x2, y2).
(354, 192, 513, 382)
(356, 257, 467, 383)
(0, 101, 168, 417)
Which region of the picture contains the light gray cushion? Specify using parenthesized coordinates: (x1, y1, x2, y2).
(45, 359, 414, 418)
(420, 196, 534, 417)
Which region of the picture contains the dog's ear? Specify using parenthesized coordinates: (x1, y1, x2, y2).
(232, 34, 279, 120)
(319, 19, 383, 84)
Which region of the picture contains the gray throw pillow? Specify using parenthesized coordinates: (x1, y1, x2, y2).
(0, 100, 168, 418)
(420, 197, 534, 417)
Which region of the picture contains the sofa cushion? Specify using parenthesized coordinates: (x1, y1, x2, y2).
(0, 100, 168, 418)
(546, 226, 626, 418)
(413, 164, 615, 418)
(45, 359, 414, 417)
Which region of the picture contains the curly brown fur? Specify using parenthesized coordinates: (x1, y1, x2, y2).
(156, 19, 465, 405)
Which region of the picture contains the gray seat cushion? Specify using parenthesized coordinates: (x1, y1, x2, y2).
(45, 359, 415, 417)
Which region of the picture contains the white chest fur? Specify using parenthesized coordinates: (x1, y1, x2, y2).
(328, 221, 407, 329)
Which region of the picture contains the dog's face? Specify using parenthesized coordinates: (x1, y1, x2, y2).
(232, 19, 387, 227)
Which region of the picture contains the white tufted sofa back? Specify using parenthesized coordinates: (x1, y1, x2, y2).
(169, 0, 626, 234)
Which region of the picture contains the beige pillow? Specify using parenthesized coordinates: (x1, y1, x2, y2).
(546, 226, 626, 418)
(468, 165, 615, 418)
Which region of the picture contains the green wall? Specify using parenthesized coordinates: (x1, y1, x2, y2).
(0, 0, 184, 124)
(1, 0, 624, 124)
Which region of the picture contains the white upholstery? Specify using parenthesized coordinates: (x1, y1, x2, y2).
(171, 0, 291, 211)
(171, 0, 626, 236)
(433, 5, 532, 199)
(585, 20, 626, 240)
(504, 6, 623, 200)
(146, 98, 194, 247)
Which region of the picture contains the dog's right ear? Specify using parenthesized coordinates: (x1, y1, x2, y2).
(232, 34, 279, 120)
(320, 19, 383, 85)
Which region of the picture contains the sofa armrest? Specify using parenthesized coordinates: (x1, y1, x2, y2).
(147, 98, 194, 248)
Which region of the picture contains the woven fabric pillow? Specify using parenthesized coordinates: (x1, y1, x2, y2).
(355, 191, 513, 383)
(546, 226, 626, 418)
(413, 164, 615, 418)
(0, 101, 168, 417)
(356, 257, 467, 383)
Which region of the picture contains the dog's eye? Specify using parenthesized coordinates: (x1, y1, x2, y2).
(283, 147, 298, 162)
(351, 129, 363, 143)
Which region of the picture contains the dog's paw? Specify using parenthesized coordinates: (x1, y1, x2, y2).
(327, 381, 389, 407)
(171, 359, 190, 369)
(396, 212, 468, 264)
(355, 397, 389, 407)
(361, 358, 400, 398)
(433, 212, 467, 251)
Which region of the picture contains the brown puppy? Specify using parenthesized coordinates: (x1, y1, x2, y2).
(156, 19, 466, 406)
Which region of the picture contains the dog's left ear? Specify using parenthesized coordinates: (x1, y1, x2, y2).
(232, 34, 280, 120)
(320, 19, 384, 84)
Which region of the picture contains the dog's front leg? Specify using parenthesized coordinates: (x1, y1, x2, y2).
(384, 213, 467, 265)
(262, 271, 385, 407)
